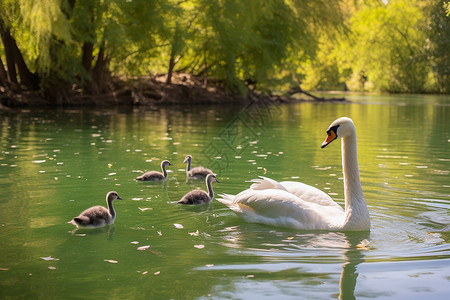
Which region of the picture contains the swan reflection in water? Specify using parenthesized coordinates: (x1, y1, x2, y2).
(338, 232, 369, 300)
(211, 226, 370, 299)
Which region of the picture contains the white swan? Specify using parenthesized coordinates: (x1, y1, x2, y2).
(217, 117, 370, 231)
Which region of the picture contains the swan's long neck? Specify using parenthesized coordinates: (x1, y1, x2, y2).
(161, 163, 168, 179)
(185, 159, 192, 174)
(206, 178, 214, 199)
(341, 130, 369, 229)
(106, 197, 116, 220)
(342, 133, 364, 207)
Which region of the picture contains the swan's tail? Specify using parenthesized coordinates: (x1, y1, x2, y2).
(249, 176, 288, 191)
(216, 193, 235, 206)
(216, 193, 255, 216)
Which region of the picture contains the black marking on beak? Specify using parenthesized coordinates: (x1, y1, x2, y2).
(321, 125, 339, 148)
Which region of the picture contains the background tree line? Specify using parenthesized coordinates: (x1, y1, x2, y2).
(302, 0, 449, 94)
(0, 0, 448, 105)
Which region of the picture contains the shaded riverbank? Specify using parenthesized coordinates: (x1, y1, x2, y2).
(0, 74, 346, 110)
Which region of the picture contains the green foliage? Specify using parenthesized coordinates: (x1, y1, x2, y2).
(301, 37, 350, 91)
(1, 0, 448, 98)
(346, 0, 430, 92)
(20, 0, 72, 73)
(423, 0, 450, 93)
(178, 0, 345, 93)
(1, 0, 346, 96)
(303, 0, 449, 93)
(107, 0, 170, 74)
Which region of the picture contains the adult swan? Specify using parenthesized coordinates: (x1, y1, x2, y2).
(217, 117, 370, 231)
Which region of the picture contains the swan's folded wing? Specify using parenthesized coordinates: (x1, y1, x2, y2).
(280, 181, 343, 209)
(248, 177, 343, 209)
(249, 176, 288, 192)
(218, 189, 342, 230)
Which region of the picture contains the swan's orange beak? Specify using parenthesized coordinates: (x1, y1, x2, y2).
(321, 130, 337, 148)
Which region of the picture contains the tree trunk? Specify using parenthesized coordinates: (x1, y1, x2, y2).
(11, 36, 39, 90)
(92, 44, 106, 77)
(81, 41, 95, 93)
(0, 18, 39, 90)
(81, 42, 93, 74)
(166, 56, 175, 85)
(89, 43, 110, 94)
(0, 22, 18, 85)
(0, 56, 7, 85)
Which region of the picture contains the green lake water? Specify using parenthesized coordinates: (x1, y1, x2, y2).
(0, 94, 449, 299)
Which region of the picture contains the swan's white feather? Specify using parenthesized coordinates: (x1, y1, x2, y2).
(278, 181, 343, 208)
(217, 188, 343, 230)
(250, 177, 342, 209)
(249, 176, 288, 191)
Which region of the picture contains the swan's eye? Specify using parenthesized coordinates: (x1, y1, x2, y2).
(327, 130, 335, 138)
(328, 125, 340, 137)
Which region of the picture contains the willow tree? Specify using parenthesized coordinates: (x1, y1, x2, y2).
(0, 0, 170, 102)
(0, 0, 41, 90)
(53, 0, 169, 97)
(160, 0, 345, 94)
(106, 0, 170, 76)
(1, 0, 347, 102)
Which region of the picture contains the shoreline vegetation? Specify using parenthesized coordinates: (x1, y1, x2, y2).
(0, 73, 346, 111)
(1, 1, 447, 112)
